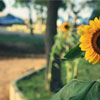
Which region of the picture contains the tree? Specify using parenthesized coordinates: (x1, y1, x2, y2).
(0, 0, 5, 11)
(16, 0, 47, 24)
(87, 0, 100, 20)
(34, 0, 47, 24)
(15, 0, 35, 35)
(15, 0, 66, 92)
(45, 0, 63, 92)
(64, 0, 97, 26)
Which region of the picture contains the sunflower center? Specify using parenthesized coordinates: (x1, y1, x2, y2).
(92, 30, 100, 54)
(65, 25, 69, 29)
(96, 36, 100, 49)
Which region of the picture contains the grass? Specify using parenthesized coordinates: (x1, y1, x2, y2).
(0, 34, 45, 55)
(0, 34, 44, 46)
(17, 69, 53, 100)
(78, 58, 100, 81)
(17, 58, 100, 100)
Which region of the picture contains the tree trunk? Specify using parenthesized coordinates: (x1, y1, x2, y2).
(45, 0, 62, 91)
(50, 54, 63, 92)
(28, 2, 34, 35)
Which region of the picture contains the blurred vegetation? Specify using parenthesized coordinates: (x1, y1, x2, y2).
(0, 0, 5, 11)
(17, 58, 100, 100)
(0, 34, 45, 56)
(14, 0, 66, 20)
(87, 0, 100, 20)
(15, 0, 47, 14)
(0, 34, 44, 45)
(15, 0, 47, 7)
(47, 0, 100, 92)
(15, 0, 66, 8)
(17, 69, 53, 100)
(48, 27, 79, 91)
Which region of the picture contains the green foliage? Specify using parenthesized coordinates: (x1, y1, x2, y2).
(34, 0, 66, 9)
(17, 69, 54, 100)
(15, 0, 30, 7)
(34, 0, 47, 6)
(15, 0, 66, 10)
(63, 44, 84, 61)
(50, 30, 79, 66)
(0, 34, 44, 45)
(78, 59, 100, 81)
(16, 58, 100, 100)
(90, 8, 100, 20)
(15, 0, 47, 7)
(0, 34, 45, 54)
(49, 31, 76, 73)
(87, 0, 100, 9)
(48, 29, 79, 88)
(51, 79, 100, 100)
(0, 0, 5, 11)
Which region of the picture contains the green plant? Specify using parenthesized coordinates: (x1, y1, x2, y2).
(51, 17, 100, 100)
(47, 24, 80, 92)
(17, 69, 54, 100)
(51, 79, 100, 100)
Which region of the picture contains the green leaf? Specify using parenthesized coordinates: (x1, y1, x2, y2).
(51, 79, 100, 100)
(63, 44, 84, 61)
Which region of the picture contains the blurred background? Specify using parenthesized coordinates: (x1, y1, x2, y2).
(0, 0, 100, 100)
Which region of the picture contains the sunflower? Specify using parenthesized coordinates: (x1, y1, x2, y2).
(77, 25, 89, 35)
(62, 22, 71, 32)
(79, 17, 100, 64)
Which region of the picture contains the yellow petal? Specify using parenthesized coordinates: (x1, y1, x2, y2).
(91, 54, 100, 64)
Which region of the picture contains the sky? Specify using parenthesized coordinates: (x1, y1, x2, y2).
(0, 0, 93, 22)
(2, 0, 38, 21)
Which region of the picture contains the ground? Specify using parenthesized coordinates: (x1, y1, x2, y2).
(0, 28, 45, 100)
(0, 55, 46, 100)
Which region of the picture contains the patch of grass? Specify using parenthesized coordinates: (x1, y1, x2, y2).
(17, 58, 100, 100)
(78, 58, 100, 81)
(17, 69, 54, 100)
(0, 34, 44, 46)
(0, 34, 45, 55)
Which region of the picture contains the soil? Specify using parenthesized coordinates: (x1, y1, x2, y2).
(0, 56, 46, 100)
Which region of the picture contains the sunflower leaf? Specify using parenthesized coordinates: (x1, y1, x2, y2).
(51, 79, 100, 100)
(63, 43, 84, 61)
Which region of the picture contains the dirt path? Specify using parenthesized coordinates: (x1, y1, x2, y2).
(0, 57, 46, 100)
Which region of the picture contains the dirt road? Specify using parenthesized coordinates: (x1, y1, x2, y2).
(0, 57, 46, 100)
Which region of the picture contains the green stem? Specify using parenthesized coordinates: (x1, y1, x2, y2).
(73, 59, 79, 79)
(66, 62, 73, 83)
